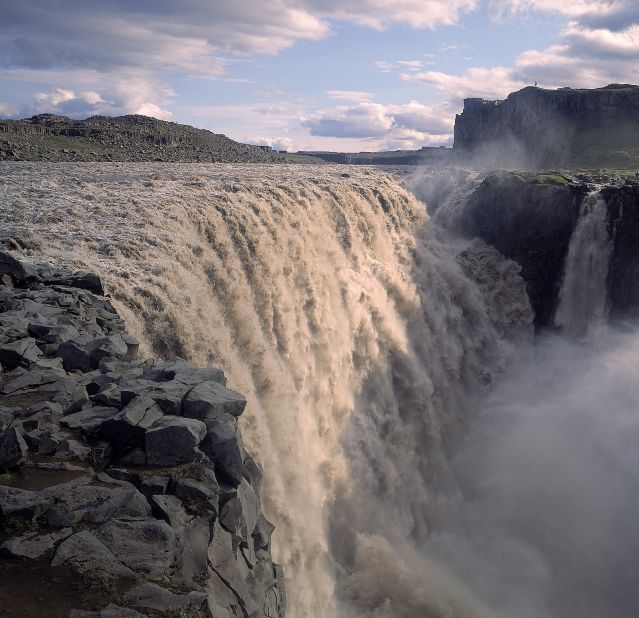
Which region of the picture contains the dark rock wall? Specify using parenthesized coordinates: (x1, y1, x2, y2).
(0, 252, 285, 618)
(456, 174, 586, 328)
(454, 85, 639, 168)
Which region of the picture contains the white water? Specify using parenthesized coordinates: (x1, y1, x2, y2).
(0, 163, 636, 618)
(555, 191, 612, 337)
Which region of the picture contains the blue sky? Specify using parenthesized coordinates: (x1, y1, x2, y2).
(1, 1, 638, 151)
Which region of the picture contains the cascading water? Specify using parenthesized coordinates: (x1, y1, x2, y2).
(554, 191, 612, 336)
(1, 162, 638, 618)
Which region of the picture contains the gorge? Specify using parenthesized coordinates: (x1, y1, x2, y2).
(1, 162, 638, 617)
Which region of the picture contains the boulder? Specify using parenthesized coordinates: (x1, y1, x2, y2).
(96, 518, 183, 577)
(99, 396, 163, 448)
(0, 485, 53, 519)
(183, 380, 247, 420)
(120, 380, 190, 415)
(144, 357, 226, 386)
(51, 530, 135, 579)
(0, 337, 40, 370)
(173, 477, 219, 515)
(61, 405, 118, 432)
(46, 484, 151, 527)
(201, 416, 244, 486)
(0, 251, 39, 284)
(0, 425, 28, 471)
(0, 527, 72, 559)
(145, 416, 206, 466)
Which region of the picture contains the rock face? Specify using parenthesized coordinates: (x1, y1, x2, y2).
(448, 172, 639, 329)
(0, 114, 285, 164)
(0, 253, 285, 618)
(453, 84, 639, 169)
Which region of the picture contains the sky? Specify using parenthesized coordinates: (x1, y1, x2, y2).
(1, 1, 638, 152)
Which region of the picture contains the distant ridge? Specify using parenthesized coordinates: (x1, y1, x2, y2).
(454, 83, 639, 169)
(0, 113, 286, 162)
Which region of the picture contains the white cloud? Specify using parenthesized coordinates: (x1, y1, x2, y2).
(250, 136, 295, 151)
(0, 102, 18, 118)
(303, 100, 454, 144)
(326, 90, 375, 101)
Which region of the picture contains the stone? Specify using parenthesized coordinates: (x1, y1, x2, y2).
(96, 518, 183, 577)
(120, 380, 190, 415)
(201, 416, 244, 486)
(149, 494, 188, 529)
(123, 582, 207, 612)
(183, 380, 247, 420)
(0, 485, 53, 519)
(0, 251, 39, 284)
(0, 425, 28, 471)
(46, 484, 151, 527)
(51, 530, 135, 579)
(55, 438, 91, 461)
(67, 605, 147, 618)
(99, 396, 163, 448)
(243, 455, 263, 495)
(145, 415, 206, 466)
(0, 337, 40, 370)
(61, 405, 118, 432)
(173, 477, 219, 515)
(139, 475, 169, 498)
(28, 322, 80, 344)
(0, 527, 72, 559)
(252, 513, 275, 552)
(45, 272, 104, 296)
(144, 357, 226, 386)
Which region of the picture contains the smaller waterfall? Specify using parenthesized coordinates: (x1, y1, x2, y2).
(554, 191, 612, 337)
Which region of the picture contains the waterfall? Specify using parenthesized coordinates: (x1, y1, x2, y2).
(0, 162, 531, 617)
(554, 191, 612, 336)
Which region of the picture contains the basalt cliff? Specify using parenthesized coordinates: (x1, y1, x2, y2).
(453, 84, 639, 169)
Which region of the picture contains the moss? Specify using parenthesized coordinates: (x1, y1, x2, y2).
(532, 172, 569, 186)
(0, 471, 12, 484)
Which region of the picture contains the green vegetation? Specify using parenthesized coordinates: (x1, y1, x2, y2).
(0, 471, 12, 484)
(532, 172, 570, 186)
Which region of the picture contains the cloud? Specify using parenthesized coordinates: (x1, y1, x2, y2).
(0, 101, 18, 118)
(249, 136, 295, 151)
(326, 90, 375, 101)
(303, 100, 455, 146)
(22, 76, 174, 120)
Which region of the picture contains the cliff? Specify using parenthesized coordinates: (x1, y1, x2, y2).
(453, 84, 639, 169)
(443, 172, 639, 329)
(0, 252, 285, 618)
(0, 114, 284, 164)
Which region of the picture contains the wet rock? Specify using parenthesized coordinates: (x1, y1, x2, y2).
(139, 475, 169, 498)
(0, 251, 39, 284)
(45, 272, 104, 296)
(183, 380, 247, 420)
(252, 513, 275, 552)
(145, 416, 206, 466)
(61, 405, 118, 432)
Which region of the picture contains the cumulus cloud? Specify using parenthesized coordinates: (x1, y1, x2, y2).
(249, 136, 295, 151)
(0, 101, 18, 118)
(303, 100, 454, 146)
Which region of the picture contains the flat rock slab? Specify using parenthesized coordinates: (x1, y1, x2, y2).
(68, 605, 148, 618)
(0, 527, 72, 559)
(96, 518, 183, 577)
(123, 582, 207, 612)
(183, 380, 247, 420)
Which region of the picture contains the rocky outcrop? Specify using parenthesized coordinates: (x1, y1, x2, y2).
(0, 114, 285, 164)
(453, 84, 639, 169)
(0, 252, 285, 618)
